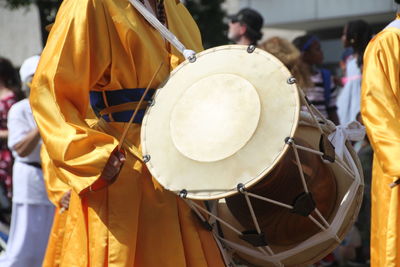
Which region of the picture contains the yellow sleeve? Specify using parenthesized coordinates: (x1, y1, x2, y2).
(361, 29, 400, 178)
(30, 0, 118, 194)
(41, 146, 70, 207)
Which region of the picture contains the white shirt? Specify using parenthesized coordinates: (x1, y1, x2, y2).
(337, 56, 362, 125)
(7, 99, 51, 205)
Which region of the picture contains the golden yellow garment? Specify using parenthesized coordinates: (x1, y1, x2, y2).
(30, 0, 224, 266)
(361, 15, 400, 267)
(41, 146, 70, 207)
(41, 146, 70, 267)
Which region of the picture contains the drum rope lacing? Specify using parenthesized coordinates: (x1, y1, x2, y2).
(298, 85, 326, 135)
(180, 146, 341, 258)
(299, 93, 358, 177)
(297, 89, 357, 179)
(182, 198, 282, 266)
(177, 84, 364, 265)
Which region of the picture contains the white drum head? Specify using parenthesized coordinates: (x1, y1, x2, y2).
(141, 45, 300, 199)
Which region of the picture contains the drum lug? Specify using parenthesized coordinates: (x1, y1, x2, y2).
(319, 134, 335, 163)
(284, 137, 294, 145)
(291, 192, 316, 217)
(239, 230, 268, 247)
(179, 189, 188, 199)
(287, 77, 296, 84)
(247, 45, 256, 54)
(237, 183, 246, 194)
(188, 54, 197, 63)
(143, 154, 151, 163)
(148, 99, 155, 107)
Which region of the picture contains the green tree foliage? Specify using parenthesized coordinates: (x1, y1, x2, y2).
(184, 0, 228, 49)
(4, 0, 62, 46)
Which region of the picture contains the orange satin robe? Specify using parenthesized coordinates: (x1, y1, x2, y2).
(30, 0, 224, 266)
(361, 15, 400, 267)
(41, 146, 70, 267)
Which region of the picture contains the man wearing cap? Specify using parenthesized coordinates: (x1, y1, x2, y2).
(227, 8, 264, 46)
(0, 55, 54, 267)
(361, 0, 400, 266)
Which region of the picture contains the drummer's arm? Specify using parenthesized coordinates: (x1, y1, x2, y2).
(30, 0, 121, 195)
(12, 128, 41, 157)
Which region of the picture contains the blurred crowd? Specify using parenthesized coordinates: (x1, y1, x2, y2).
(0, 55, 70, 266)
(0, 3, 393, 267)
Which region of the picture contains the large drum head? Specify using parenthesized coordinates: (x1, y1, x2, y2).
(141, 45, 300, 199)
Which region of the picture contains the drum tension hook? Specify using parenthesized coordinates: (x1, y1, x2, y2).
(247, 45, 256, 53)
(291, 192, 316, 217)
(148, 99, 155, 107)
(188, 54, 197, 63)
(287, 77, 296, 84)
(237, 183, 246, 194)
(143, 155, 151, 163)
(179, 189, 188, 199)
(284, 137, 294, 145)
(239, 230, 268, 247)
(319, 134, 335, 163)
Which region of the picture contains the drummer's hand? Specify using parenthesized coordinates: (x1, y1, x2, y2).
(102, 150, 126, 182)
(60, 190, 71, 210)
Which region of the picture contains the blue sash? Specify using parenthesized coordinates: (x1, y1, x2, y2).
(90, 88, 155, 123)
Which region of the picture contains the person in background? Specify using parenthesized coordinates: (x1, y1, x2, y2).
(339, 47, 354, 87)
(0, 55, 54, 267)
(361, 1, 400, 265)
(259, 36, 313, 90)
(337, 20, 372, 125)
(293, 35, 340, 125)
(0, 57, 23, 220)
(227, 8, 264, 46)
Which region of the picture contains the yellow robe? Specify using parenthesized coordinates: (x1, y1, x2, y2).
(361, 16, 400, 267)
(41, 146, 70, 267)
(30, 0, 224, 266)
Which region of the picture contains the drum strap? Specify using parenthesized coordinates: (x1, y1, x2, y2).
(128, 0, 196, 61)
(99, 102, 149, 117)
(90, 89, 156, 124)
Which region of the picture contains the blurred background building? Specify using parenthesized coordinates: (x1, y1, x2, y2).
(0, 4, 42, 66)
(0, 0, 397, 68)
(224, 0, 397, 68)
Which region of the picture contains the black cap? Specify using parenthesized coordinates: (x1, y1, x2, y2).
(229, 8, 264, 40)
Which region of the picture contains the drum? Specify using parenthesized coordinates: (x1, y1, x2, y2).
(141, 45, 363, 266)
